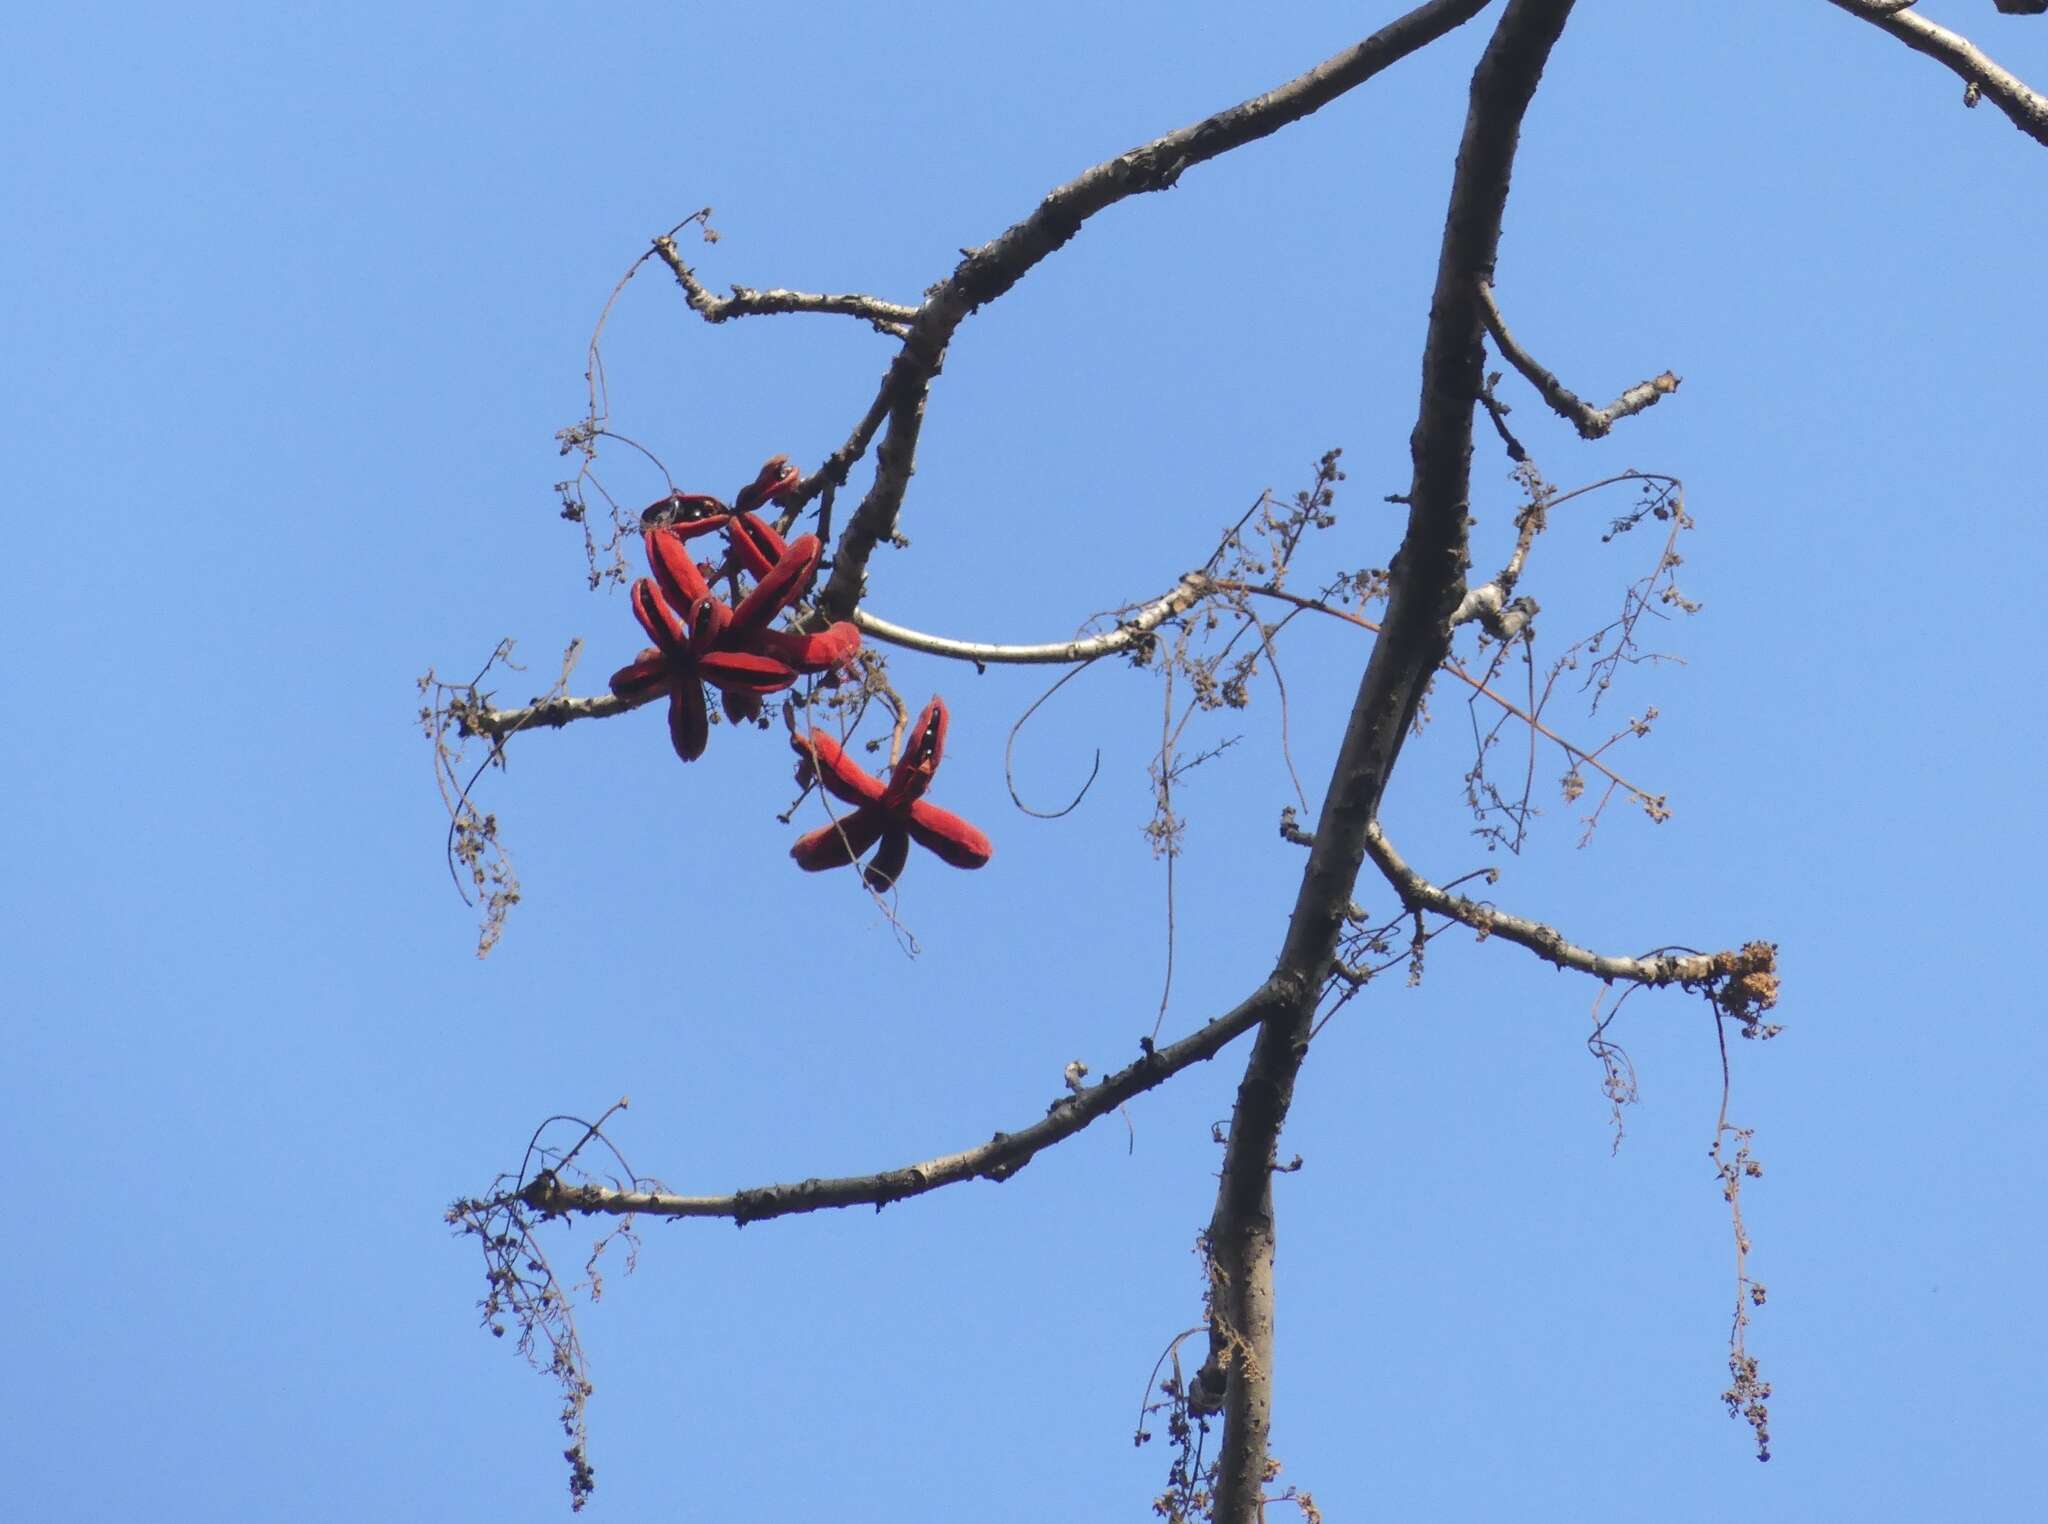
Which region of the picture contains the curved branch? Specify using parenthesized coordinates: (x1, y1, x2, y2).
(852, 574, 1210, 664)
(1477, 280, 1679, 439)
(1363, 822, 1749, 987)
(517, 977, 1298, 1225)
(812, 0, 1499, 619)
(1827, 0, 2048, 146)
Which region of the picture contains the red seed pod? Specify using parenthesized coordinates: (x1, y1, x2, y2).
(906, 800, 994, 869)
(629, 579, 689, 654)
(862, 830, 912, 892)
(785, 696, 989, 884)
(790, 806, 888, 871)
(607, 648, 668, 701)
(640, 490, 727, 528)
(697, 648, 800, 694)
(791, 729, 885, 807)
(667, 681, 710, 762)
(725, 512, 789, 581)
(730, 535, 822, 633)
(734, 455, 801, 514)
(752, 621, 860, 675)
(645, 528, 714, 610)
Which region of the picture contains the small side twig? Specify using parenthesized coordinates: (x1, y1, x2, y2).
(652, 235, 918, 337)
(1477, 279, 1680, 440)
(461, 690, 647, 738)
(1362, 820, 1774, 991)
(854, 574, 1211, 665)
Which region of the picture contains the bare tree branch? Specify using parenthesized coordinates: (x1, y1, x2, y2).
(514, 977, 1297, 1224)
(852, 574, 1210, 664)
(1201, 4, 1581, 1517)
(810, 0, 1500, 620)
(651, 238, 918, 336)
(1477, 279, 1680, 439)
(1363, 821, 1764, 988)
(461, 690, 645, 739)
(1827, 0, 2048, 144)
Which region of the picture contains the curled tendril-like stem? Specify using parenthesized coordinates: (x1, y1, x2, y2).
(1004, 658, 1105, 819)
(518, 1100, 637, 1197)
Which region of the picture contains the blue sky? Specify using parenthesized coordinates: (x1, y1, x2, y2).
(4, 2, 2044, 1519)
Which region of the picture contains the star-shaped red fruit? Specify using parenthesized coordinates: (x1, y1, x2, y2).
(789, 697, 994, 889)
(639, 455, 801, 539)
(609, 520, 858, 761)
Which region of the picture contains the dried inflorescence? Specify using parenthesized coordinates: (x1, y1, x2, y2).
(1711, 940, 1781, 1033)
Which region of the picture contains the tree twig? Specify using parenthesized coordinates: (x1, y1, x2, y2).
(460, 689, 647, 739)
(1477, 279, 1679, 439)
(650, 239, 918, 337)
(514, 977, 1298, 1224)
(1362, 821, 1764, 988)
(851, 575, 1210, 664)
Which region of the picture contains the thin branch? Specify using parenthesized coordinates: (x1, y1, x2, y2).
(1204, 6, 1580, 1518)
(651, 237, 918, 336)
(1477, 279, 1680, 439)
(852, 574, 1210, 664)
(1827, 0, 2048, 145)
(1363, 822, 1754, 987)
(1208, 577, 1666, 818)
(1477, 369, 1532, 462)
(460, 689, 647, 739)
(793, 375, 904, 523)
(517, 977, 1299, 1224)
(812, 0, 1500, 620)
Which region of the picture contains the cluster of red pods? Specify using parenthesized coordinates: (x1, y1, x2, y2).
(609, 457, 992, 888)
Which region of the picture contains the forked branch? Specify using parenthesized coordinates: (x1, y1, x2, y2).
(1477, 279, 1680, 439)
